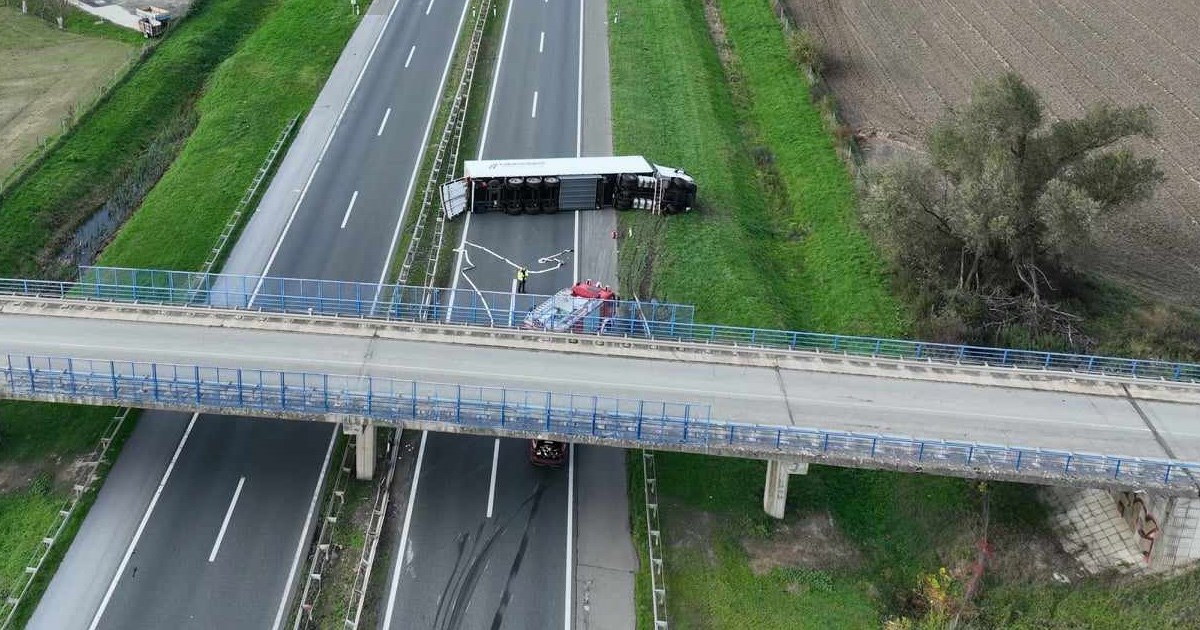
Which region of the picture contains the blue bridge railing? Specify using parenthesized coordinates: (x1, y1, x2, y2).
(0, 266, 1197, 386)
(3, 354, 1196, 492)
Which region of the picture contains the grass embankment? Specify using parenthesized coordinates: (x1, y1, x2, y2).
(610, 1, 1200, 628)
(100, 0, 360, 270)
(0, 0, 288, 278)
(611, 0, 903, 334)
(0, 402, 131, 621)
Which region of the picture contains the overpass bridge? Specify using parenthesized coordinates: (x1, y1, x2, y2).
(2, 267, 1199, 512)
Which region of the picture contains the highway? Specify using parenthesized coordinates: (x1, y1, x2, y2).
(28, 0, 473, 627)
(381, 0, 590, 627)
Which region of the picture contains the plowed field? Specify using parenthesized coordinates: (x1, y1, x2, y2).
(789, 0, 1200, 307)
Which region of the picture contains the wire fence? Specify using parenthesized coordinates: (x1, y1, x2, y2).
(4, 354, 1197, 493)
(0, 407, 132, 629)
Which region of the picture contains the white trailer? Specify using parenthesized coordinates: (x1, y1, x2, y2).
(440, 155, 697, 219)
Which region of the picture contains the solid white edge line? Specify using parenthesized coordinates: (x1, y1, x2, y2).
(250, 0, 407, 305)
(382, 430, 429, 629)
(341, 191, 360, 229)
(405, 45, 416, 68)
(565, 6, 583, 627)
(377, 107, 393, 136)
(446, 0, 517, 319)
(564, 443, 576, 630)
(486, 438, 500, 518)
(531, 90, 539, 118)
(208, 476, 247, 562)
(271, 425, 338, 630)
(87, 412, 201, 630)
(371, 0, 473, 300)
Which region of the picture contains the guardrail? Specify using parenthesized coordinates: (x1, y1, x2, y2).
(0, 266, 1196, 387)
(3, 354, 1197, 494)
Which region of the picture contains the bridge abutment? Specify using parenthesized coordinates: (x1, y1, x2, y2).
(338, 417, 376, 480)
(763, 460, 809, 518)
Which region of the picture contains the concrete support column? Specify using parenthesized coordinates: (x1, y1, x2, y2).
(341, 419, 376, 480)
(763, 460, 809, 519)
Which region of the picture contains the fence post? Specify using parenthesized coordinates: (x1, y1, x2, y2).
(194, 366, 201, 404)
(1014, 449, 1022, 470)
(591, 396, 599, 436)
(151, 363, 159, 401)
(26, 356, 35, 393)
(501, 389, 507, 426)
(1114, 459, 1122, 479)
(281, 372, 288, 410)
(545, 392, 553, 430)
(458, 385, 465, 424)
(68, 358, 76, 395)
(412, 381, 418, 418)
(238, 369, 244, 407)
(110, 360, 118, 398)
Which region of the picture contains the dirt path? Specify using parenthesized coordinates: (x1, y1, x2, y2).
(0, 7, 133, 181)
(789, 0, 1200, 307)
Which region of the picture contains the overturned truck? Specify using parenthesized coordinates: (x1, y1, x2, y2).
(441, 156, 697, 219)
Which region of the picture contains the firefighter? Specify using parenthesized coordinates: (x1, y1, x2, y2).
(516, 267, 528, 293)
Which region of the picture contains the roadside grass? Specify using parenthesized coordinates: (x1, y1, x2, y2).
(610, 0, 905, 336)
(607, 0, 1162, 627)
(0, 0, 283, 277)
(306, 473, 375, 627)
(99, 0, 361, 270)
(0, 401, 127, 620)
(973, 569, 1200, 629)
(0, 401, 116, 462)
(7, 409, 138, 627)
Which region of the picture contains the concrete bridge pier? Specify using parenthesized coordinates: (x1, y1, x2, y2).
(339, 417, 376, 480)
(763, 460, 809, 519)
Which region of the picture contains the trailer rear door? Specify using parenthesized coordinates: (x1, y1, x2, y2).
(440, 178, 469, 219)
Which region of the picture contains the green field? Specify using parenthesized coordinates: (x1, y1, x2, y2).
(99, 0, 361, 270)
(0, 402, 119, 606)
(609, 0, 1199, 628)
(611, 0, 904, 335)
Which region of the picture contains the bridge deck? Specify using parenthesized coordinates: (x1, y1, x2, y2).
(1, 304, 1197, 494)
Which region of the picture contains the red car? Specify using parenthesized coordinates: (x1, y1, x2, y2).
(529, 440, 567, 467)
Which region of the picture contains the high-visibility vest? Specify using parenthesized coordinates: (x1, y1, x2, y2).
(517, 269, 528, 281)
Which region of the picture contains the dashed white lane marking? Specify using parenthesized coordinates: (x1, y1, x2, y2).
(208, 476, 246, 562)
(377, 107, 392, 136)
(531, 90, 539, 118)
(88, 413, 200, 630)
(486, 438, 500, 518)
(341, 191, 359, 229)
(250, 0, 406, 304)
(539, 31, 545, 53)
(425, 0, 435, 15)
(405, 45, 416, 68)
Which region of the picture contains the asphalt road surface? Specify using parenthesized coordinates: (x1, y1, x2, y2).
(28, 0, 473, 627)
(381, 0, 585, 628)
